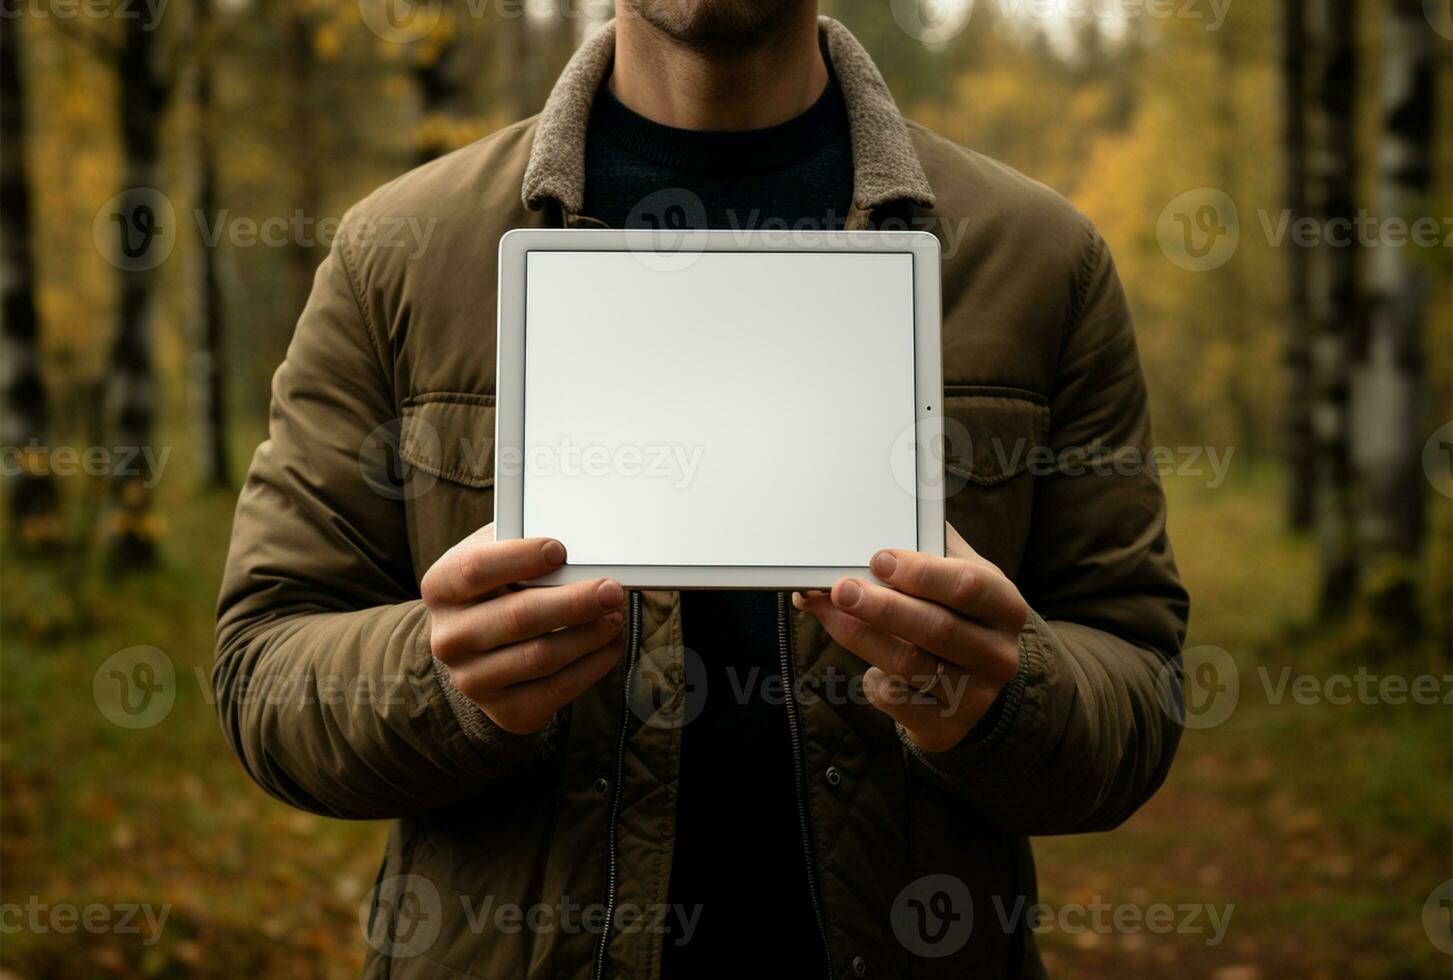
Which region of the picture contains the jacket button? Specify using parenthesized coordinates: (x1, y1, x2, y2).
(852, 955, 867, 975)
(826, 766, 843, 787)
(593, 777, 610, 796)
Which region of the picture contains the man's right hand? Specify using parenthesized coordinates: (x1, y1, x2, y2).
(422, 524, 627, 734)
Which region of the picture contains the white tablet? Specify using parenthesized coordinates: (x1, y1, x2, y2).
(494, 228, 944, 588)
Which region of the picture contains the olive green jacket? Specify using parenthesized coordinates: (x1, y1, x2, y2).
(215, 17, 1188, 980)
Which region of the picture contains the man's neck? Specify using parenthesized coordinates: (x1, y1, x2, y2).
(609, 6, 828, 132)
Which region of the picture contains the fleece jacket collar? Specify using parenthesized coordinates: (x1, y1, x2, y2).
(521, 16, 937, 216)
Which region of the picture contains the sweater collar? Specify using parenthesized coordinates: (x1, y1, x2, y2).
(521, 17, 936, 215)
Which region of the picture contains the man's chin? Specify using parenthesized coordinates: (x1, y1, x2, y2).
(622, 0, 808, 55)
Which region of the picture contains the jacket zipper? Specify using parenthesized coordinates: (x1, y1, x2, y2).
(592, 589, 643, 980)
(778, 591, 835, 979)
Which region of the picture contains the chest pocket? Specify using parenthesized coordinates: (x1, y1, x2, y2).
(941, 385, 1049, 579)
(398, 393, 496, 579)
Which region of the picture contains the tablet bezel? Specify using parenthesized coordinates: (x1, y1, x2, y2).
(495, 228, 944, 589)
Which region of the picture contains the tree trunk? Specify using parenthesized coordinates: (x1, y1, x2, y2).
(414, 0, 466, 165)
(186, 0, 230, 489)
(105, 13, 170, 566)
(284, 11, 322, 341)
(1282, 0, 1315, 530)
(494, 9, 533, 122)
(493, 4, 572, 121)
(1348, 0, 1434, 625)
(1305, 0, 1361, 614)
(1213, 17, 1259, 460)
(1, 16, 62, 548)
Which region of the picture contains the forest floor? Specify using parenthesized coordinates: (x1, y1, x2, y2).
(1, 468, 1449, 979)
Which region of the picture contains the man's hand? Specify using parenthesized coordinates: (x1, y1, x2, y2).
(422, 524, 626, 735)
(795, 524, 1029, 753)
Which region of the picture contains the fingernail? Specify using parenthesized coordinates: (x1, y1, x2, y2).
(835, 580, 862, 608)
(870, 551, 897, 580)
(597, 579, 624, 607)
(606, 611, 624, 630)
(791, 591, 805, 610)
(541, 540, 566, 566)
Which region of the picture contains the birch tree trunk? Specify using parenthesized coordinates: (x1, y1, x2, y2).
(1348, 0, 1434, 621)
(1305, 0, 1361, 613)
(1213, 16, 1260, 459)
(106, 11, 170, 565)
(186, 0, 230, 489)
(1, 16, 62, 548)
(1282, 0, 1315, 529)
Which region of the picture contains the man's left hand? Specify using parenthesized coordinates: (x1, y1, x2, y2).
(795, 524, 1030, 753)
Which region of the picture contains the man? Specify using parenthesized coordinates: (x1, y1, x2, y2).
(214, 2, 1189, 977)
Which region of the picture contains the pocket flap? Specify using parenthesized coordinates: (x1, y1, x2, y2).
(943, 389, 1050, 487)
(400, 394, 496, 489)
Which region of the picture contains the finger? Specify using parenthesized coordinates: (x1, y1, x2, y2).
(869, 549, 1029, 629)
(422, 536, 567, 606)
(483, 636, 626, 734)
(472, 578, 624, 650)
(830, 578, 1017, 678)
(863, 666, 955, 723)
(795, 592, 945, 695)
(449, 613, 625, 695)
(862, 667, 1004, 753)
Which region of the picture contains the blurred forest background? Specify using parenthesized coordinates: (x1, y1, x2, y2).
(1, 0, 1451, 976)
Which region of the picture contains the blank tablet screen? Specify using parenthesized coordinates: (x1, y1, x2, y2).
(522, 250, 918, 567)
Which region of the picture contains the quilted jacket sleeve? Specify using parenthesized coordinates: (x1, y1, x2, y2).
(213, 219, 547, 820)
(906, 229, 1191, 835)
